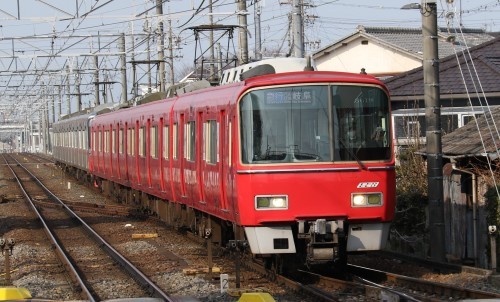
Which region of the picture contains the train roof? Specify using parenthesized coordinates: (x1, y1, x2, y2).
(242, 70, 387, 89)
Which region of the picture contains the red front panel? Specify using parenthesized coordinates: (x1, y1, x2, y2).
(234, 166, 395, 226)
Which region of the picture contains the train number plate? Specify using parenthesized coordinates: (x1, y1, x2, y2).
(357, 182, 379, 188)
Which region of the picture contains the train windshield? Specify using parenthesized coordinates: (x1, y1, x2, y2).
(239, 84, 391, 164)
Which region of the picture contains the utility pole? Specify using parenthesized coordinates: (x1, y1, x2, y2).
(57, 83, 62, 120)
(168, 19, 175, 85)
(120, 33, 128, 103)
(45, 96, 51, 153)
(209, 0, 215, 81)
(422, 0, 445, 262)
(292, 0, 304, 58)
(66, 64, 71, 115)
(51, 93, 55, 124)
(156, 0, 165, 92)
(146, 18, 152, 93)
(74, 59, 82, 112)
(38, 110, 43, 152)
(237, 0, 249, 64)
(217, 43, 223, 79)
(130, 30, 138, 98)
(94, 55, 100, 106)
(254, 0, 262, 60)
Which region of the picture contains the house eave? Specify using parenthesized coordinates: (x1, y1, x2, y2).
(440, 152, 499, 161)
(390, 92, 500, 101)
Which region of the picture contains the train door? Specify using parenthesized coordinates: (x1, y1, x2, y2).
(147, 119, 152, 188)
(184, 116, 196, 205)
(219, 110, 229, 211)
(203, 116, 217, 211)
(98, 127, 103, 173)
(103, 127, 107, 174)
(91, 127, 97, 172)
(112, 124, 118, 179)
(171, 120, 180, 200)
(117, 124, 123, 180)
(86, 117, 93, 171)
(159, 117, 166, 192)
(135, 120, 141, 185)
(226, 113, 236, 215)
(128, 123, 137, 184)
(197, 111, 205, 203)
(179, 113, 186, 197)
(124, 122, 130, 182)
(109, 124, 114, 177)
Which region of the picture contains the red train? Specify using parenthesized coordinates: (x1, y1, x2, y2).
(53, 59, 395, 269)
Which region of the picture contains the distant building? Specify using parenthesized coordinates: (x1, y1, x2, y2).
(312, 26, 496, 77)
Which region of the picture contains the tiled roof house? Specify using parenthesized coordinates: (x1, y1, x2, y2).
(419, 86, 500, 270)
(382, 37, 500, 270)
(384, 36, 500, 147)
(312, 25, 496, 77)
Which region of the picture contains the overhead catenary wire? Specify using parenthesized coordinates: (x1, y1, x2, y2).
(442, 0, 500, 199)
(0, 0, 498, 130)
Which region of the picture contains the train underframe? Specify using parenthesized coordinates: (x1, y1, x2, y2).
(60, 164, 352, 273)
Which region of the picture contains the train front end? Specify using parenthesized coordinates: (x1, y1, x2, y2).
(235, 72, 395, 265)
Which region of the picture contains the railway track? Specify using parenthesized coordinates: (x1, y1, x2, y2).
(232, 242, 500, 301)
(349, 264, 500, 301)
(5, 152, 499, 301)
(237, 256, 394, 301)
(2, 153, 175, 301)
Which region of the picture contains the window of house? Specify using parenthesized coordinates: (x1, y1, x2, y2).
(441, 114, 458, 135)
(407, 121, 420, 138)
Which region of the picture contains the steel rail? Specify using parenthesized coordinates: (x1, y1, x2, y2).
(1, 153, 96, 302)
(348, 264, 500, 300)
(4, 153, 176, 302)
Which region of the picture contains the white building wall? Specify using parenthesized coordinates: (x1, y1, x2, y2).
(315, 37, 421, 75)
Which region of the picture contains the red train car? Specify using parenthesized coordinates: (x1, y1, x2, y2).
(56, 61, 395, 268)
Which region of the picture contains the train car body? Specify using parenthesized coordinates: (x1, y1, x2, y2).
(53, 112, 94, 172)
(54, 63, 395, 266)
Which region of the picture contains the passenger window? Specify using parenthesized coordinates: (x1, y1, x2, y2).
(150, 126, 158, 159)
(128, 128, 136, 156)
(98, 131, 102, 152)
(119, 129, 124, 154)
(173, 123, 178, 160)
(139, 126, 145, 157)
(112, 129, 116, 154)
(163, 125, 169, 159)
(184, 121, 195, 161)
(205, 120, 218, 164)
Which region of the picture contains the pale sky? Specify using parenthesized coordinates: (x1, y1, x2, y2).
(0, 0, 498, 123)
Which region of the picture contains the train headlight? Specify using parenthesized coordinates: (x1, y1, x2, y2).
(255, 195, 288, 210)
(351, 193, 382, 207)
